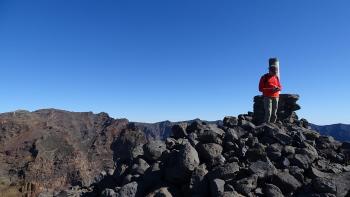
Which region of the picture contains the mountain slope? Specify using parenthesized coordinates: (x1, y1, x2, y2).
(0, 109, 129, 196)
(310, 123, 350, 142)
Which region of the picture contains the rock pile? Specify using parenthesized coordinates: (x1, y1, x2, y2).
(83, 98, 350, 197)
(253, 94, 301, 125)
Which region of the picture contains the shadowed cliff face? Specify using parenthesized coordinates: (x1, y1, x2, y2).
(0, 109, 128, 196)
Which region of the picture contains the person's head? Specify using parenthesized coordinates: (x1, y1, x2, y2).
(268, 57, 279, 76)
(269, 65, 278, 75)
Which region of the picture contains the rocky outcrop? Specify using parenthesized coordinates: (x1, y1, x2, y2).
(81, 94, 350, 197)
(253, 94, 301, 125)
(0, 109, 129, 196)
(2, 94, 350, 197)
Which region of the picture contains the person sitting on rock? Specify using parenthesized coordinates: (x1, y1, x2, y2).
(259, 58, 282, 123)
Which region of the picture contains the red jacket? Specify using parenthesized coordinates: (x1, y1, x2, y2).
(259, 73, 282, 98)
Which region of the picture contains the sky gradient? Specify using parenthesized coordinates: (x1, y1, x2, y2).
(0, 0, 349, 124)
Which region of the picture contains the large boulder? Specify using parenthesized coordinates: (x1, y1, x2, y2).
(197, 143, 223, 162)
(143, 140, 166, 162)
(312, 177, 337, 194)
(271, 171, 302, 194)
(190, 164, 209, 197)
(249, 160, 277, 179)
(164, 143, 200, 184)
(210, 178, 225, 197)
(264, 184, 284, 197)
(209, 162, 240, 180)
(233, 175, 258, 196)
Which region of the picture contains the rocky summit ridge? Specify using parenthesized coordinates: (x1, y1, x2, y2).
(1, 94, 350, 197)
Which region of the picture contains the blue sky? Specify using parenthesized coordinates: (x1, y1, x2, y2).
(0, 0, 349, 125)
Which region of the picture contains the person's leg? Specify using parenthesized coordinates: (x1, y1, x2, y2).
(263, 97, 272, 123)
(270, 97, 279, 123)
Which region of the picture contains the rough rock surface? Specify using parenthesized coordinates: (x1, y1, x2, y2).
(2, 94, 350, 197)
(78, 94, 350, 197)
(0, 109, 129, 196)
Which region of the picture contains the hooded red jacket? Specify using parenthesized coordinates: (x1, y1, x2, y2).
(259, 73, 282, 98)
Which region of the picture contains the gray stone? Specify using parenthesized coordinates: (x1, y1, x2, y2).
(209, 162, 240, 180)
(249, 160, 277, 178)
(131, 158, 150, 175)
(290, 154, 313, 169)
(223, 116, 238, 127)
(171, 123, 188, 139)
(210, 179, 225, 197)
(233, 175, 258, 196)
(164, 143, 200, 184)
(312, 177, 337, 194)
(197, 130, 222, 144)
(117, 181, 138, 197)
(143, 140, 166, 162)
(197, 143, 223, 161)
(190, 164, 209, 196)
(272, 171, 302, 193)
(146, 187, 174, 197)
(101, 188, 117, 197)
(264, 184, 284, 197)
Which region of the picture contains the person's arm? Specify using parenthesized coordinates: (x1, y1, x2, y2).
(259, 76, 264, 92)
(277, 76, 282, 91)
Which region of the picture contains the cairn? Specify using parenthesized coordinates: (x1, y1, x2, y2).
(253, 94, 301, 125)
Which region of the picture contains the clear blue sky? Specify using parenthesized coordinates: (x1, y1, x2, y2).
(0, 0, 349, 125)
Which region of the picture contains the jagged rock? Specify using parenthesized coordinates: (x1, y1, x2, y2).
(223, 116, 238, 128)
(186, 119, 207, 133)
(288, 166, 304, 183)
(239, 119, 256, 131)
(117, 181, 138, 197)
(131, 145, 144, 160)
(131, 158, 150, 175)
(190, 164, 209, 196)
(210, 178, 225, 197)
(146, 187, 175, 197)
(143, 140, 166, 162)
(171, 123, 188, 139)
(220, 191, 244, 197)
(267, 143, 283, 161)
(272, 171, 302, 194)
(164, 143, 200, 184)
(225, 128, 239, 142)
(312, 177, 337, 194)
(290, 154, 313, 169)
(333, 172, 350, 197)
(208, 124, 226, 136)
(309, 167, 332, 179)
(141, 162, 162, 192)
(283, 145, 296, 155)
(270, 129, 292, 145)
(264, 184, 284, 197)
(188, 132, 200, 146)
(197, 130, 223, 144)
(197, 143, 223, 162)
(245, 145, 267, 162)
(165, 138, 176, 149)
(113, 129, 147, 163)
(249, 160, 277, 178)
(209, 162, 240, 180)
(101, 188, 117, 197)
(233, 175, 258, 196)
